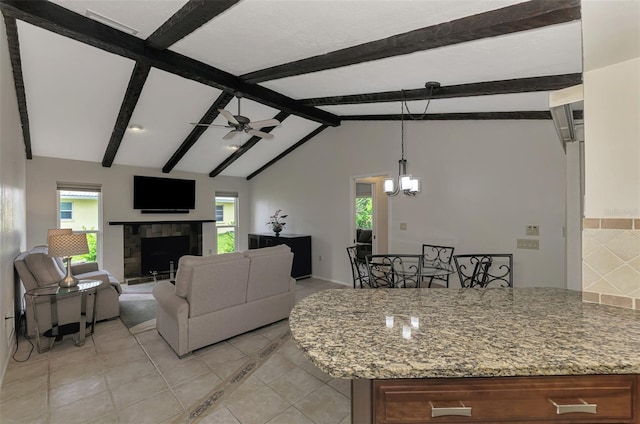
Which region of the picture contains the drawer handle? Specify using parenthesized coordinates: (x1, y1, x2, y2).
(549, 398, 597, 414)
(429, 401, 472, 417)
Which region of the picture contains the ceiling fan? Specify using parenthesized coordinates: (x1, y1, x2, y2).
(191, 93, 280, 140)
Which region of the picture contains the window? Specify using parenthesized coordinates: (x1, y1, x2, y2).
(215, 192, 238, 254)
(215, 205, 224, 221)
(57, 182, 102, 264)
(60, 202, 73, 220)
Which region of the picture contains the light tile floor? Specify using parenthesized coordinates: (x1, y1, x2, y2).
(0, 278, 350, 424)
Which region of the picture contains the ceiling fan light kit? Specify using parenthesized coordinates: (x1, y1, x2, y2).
(385, 82, 439, 198)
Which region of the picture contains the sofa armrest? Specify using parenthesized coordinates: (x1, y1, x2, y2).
(153, 282, 189, 320)
(71, 262, 99, 274)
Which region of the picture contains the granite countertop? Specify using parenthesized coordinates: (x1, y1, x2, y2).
(289, 287, 640, 380)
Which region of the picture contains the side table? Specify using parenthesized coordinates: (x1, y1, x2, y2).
(25, 280, 101, 353)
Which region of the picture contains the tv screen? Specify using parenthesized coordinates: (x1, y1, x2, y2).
(133, 175, 196, 211)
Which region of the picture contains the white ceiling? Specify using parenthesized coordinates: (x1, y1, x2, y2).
(5, 0, 587, 178)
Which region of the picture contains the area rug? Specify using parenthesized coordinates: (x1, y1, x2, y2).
(119, 282, 157, 329)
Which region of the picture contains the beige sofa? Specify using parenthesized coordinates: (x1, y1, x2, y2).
(153, 244, 295, 357)
(14, 246, 122, 337)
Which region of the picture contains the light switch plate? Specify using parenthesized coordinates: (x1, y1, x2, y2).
(526, 225, 539, 236)
(517, 239, 539, 250)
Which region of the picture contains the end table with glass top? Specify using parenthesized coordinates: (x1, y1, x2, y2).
(25, 280, 101, 353)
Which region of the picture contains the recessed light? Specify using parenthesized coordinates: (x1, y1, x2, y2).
(227, 144, 240, 150)
(128, 124, 144, 132)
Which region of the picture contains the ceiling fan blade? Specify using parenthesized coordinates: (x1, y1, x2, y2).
(249, 119, 280, 129)
(190, 123, 231, 128)
(218, 108, 239, 125)
(223, 130, 239, 140)
(247, 129, 274, 139)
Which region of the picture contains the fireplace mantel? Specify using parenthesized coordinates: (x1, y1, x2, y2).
(108, 219, 215, 225)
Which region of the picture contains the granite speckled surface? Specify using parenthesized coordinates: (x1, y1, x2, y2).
(289, 287, 640, 380)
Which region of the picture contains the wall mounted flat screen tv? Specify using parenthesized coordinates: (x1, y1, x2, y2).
(133, 175, 196, 212)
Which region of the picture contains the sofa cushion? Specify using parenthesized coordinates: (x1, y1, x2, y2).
(244, 245, 294, 302)
(24, 253, 65, 287)
(175, 253, 250, 318)
(175, 252, 245, 298)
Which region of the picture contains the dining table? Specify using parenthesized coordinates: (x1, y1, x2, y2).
(363, 254, 455, 288)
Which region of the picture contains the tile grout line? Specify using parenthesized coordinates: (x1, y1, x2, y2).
(130, 328, 189, 414)
(171, 330, 292, 424)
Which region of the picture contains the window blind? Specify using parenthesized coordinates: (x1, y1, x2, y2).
(215, 191, 238, 198)
(56, 181, 102, 192)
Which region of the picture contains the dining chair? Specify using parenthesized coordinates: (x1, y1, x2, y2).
(453, 254, 513, 288)
(365, 254, 422, 288)
(421, 244, 455, 288)
(346, 246, 370, 288)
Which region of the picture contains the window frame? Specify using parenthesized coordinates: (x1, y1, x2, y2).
(60, 201, 73, 221)
(215, 195, 238, 254)
(57, 188, 102, 266)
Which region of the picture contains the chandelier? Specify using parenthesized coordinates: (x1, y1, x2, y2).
(384, 82, 440, 197)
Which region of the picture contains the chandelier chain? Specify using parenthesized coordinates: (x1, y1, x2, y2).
(402, 83, 436, 120)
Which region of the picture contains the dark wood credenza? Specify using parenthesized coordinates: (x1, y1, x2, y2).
(248, 233, 311, 279)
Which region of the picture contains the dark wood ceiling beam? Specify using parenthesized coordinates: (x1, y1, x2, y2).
(209, 112, 290, 177)
(146, 0, 240, 49)
(247, 124, 329, 180)
(303, 74, 583, 106)
(242, 0, 580, 83)
(341, 112, 556, 121)
(162, 91, 235, 173)
(102, 62, 151, 167)
(2, 14, 31, 158)
(0, 0, 340, 126)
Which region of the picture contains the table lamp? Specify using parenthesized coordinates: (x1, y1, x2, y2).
(47, 228, 72, 238)
(48, 233, 89, 287)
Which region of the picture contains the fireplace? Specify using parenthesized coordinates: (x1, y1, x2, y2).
(121, 222, 203, 283)
(141, 235, 190, 276)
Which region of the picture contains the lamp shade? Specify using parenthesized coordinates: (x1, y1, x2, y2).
(47, 228, 72, 240)
(48, 234, 89, 258)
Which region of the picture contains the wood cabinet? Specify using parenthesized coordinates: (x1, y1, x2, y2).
(372, 375, 639, 423)
(248, 233, 311, 279)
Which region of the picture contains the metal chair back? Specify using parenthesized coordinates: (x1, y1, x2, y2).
(346, 246, 370, 288)
(421, 244, 455, 287)
(453, 254, 513, 288)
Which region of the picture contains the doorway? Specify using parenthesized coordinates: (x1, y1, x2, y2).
(351, 175, 389, 258)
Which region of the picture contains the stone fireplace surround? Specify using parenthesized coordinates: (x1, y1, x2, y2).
(110, 220, 213, 284)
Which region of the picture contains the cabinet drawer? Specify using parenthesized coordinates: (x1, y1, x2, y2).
(374, 375, 638, 423)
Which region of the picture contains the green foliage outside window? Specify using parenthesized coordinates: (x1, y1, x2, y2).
(71, 232, 97, 263)
(356, 197, 373, 229)
(218, 230, 236, 253)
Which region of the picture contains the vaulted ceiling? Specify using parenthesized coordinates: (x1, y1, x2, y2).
(1, 0, 583, 179)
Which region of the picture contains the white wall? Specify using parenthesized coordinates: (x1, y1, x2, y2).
(583, 57, 640, 217)
(26, 157, 250, 281)
(250, 119, 567, 288)
(0, 20, 27, 383)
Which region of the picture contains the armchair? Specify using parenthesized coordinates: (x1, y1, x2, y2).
(14, 246, 122, 337)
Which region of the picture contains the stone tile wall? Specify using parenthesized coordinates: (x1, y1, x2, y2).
(123, 222, 202, 282)
(582, 218, 640, 309)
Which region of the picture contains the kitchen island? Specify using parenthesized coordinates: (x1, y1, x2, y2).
(289, 288, 640, 423)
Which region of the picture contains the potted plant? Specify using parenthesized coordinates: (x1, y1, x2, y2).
(266, 209, 287, 236)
